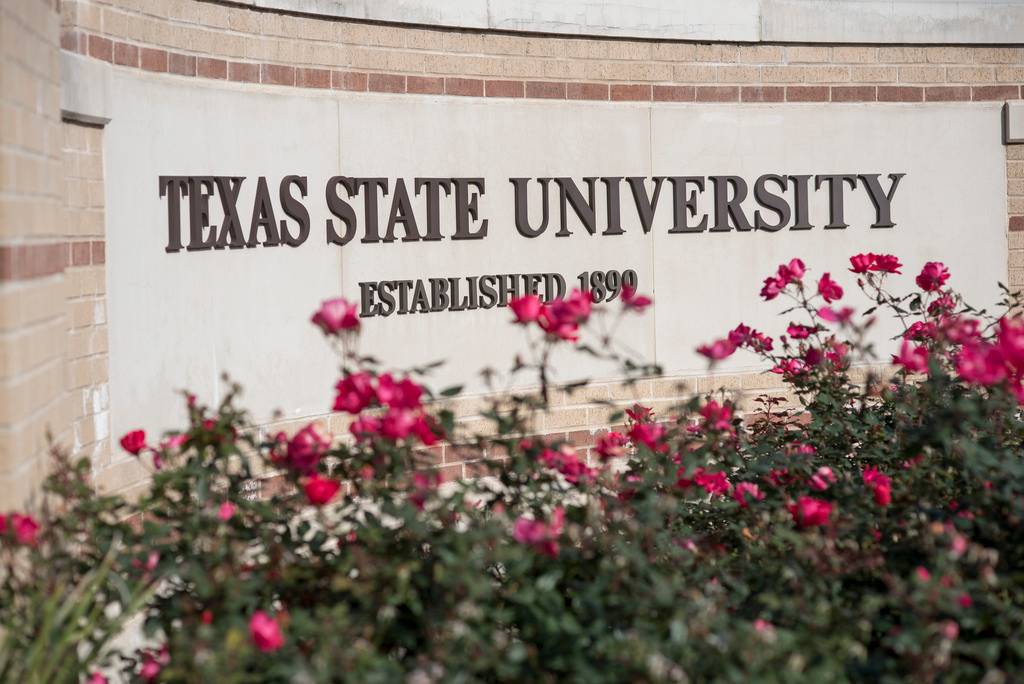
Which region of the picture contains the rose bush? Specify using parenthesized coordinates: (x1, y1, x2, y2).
(3, 254, 1024, 682)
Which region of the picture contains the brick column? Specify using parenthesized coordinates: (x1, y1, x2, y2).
(0, 0, 72, 508)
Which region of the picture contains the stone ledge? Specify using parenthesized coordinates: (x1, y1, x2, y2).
(240, 0, 1024, 45)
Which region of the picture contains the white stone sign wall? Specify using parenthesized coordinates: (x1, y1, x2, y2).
(104, 72, 1007, 436)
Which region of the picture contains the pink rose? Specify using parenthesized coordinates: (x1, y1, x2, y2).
(893, 340, 929, 373)
(349, 415, 382, 442)
(700, 400, 734, 433)
(818, 306, 855, 324)
(915, 261, 950, 292)
(956, 343, 1007, 386)
(786, 323, 815, 340)
(788, 496, 833, 528)
(733, 482, 765, 508)
(380, 408, 418, 441)
(284, 423, 331, 474)
(849, 253, 875, 274)
(513, 507, 565, 558)
(904, 321, 936, 341)
(304, 475, 341, 506)
(333, 371, 376, 413)
(997, 316, 1024, 369)
(411, 414, 441, 446)
(139, 647, 168, 681)
(595, 431, 628, 460)
(626, 404, 654, 423)
(817, 273, 843, 303)
(697, 338, 737, 361)
(873, 254, 902, 273)
(770, 358, 808, 376)
(628, 422, 666, 452)
(311, 297, 360, 334)
(409, 471, 440, 510)
(120, 430, 147, 455)
(809, 466, 836, 491)
(760, 275, 785, 301)
(778, 258, 806, 283)
(728, 324, 773, 352)
(11, 513, 39, 545)
(539, 446, 595, 484)
(695, 470, 731, 496)
(862, 467, 892, 507)
(159, 433, 188, 451)
(249, 610, 285, 652)
(509, 294, 543, 323)
(217, 502, 236, 521)
(375, 374, 424, 410)
(620, 285, 652, 312)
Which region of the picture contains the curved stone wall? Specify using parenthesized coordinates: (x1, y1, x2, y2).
(249, 0, 1024, 45)
(61, 1, 1024, 105)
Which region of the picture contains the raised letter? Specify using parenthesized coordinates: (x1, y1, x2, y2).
(790, 175, 813, 230)
(159, 176, 188, 253)
(815, 174, 858, 229)
(247, 176, 281, 247)
(415, 178, 453, 241)
(452, 178, 488, 240)
(554, 177, 599, 237)
(753, 174, 791, 232)
(186, 177, 217, 251)
(326, 176, 357, 246)
(859, 173, 905, 229)
(626, 176, 665, 234)
(600, 177, 624, 235)
(710, 176, 753, 232)
(214, 176, 246, 249)
(354, 178, 389, 244)
(510, 178, 550, 238)
(383, 178, 422, 242)
(666, 177, 708, 233)
(279, 175, 310, 247)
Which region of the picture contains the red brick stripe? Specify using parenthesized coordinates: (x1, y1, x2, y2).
(0, 244, 65, 282)
(62, 29, 1024, 105)
(0, 241, 107, 283)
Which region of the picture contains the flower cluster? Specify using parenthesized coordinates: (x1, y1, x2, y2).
(509, 289, 594, 342)
(332, 371, 441, 445)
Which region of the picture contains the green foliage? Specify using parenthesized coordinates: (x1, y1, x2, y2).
(2, 258, 1024, 682)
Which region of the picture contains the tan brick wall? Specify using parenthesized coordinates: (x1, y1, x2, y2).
(251, 369, 800, 491)
(0, 0, 71, 508)
(58, 0, 1023, 104)
(60, 120, 135, 497)
(1010, 146, 1024, 290)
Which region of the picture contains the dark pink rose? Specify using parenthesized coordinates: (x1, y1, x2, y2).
(304, 475, 341, 506)
(311, 297, 360, 334)
(120, 430, 147, 455)
(893, 340, 929, 373)
(249, 610, 285, 652)
(620, 285, 652, 312)
(915, 261, 950, 292)
(817, 273, 844, 303)
(788, 496, 833, 528)
(509, 294, 543, 323)
(513, 507, 564, 558)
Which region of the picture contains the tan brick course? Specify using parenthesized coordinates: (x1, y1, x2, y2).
(53, 0, 1023, 108)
